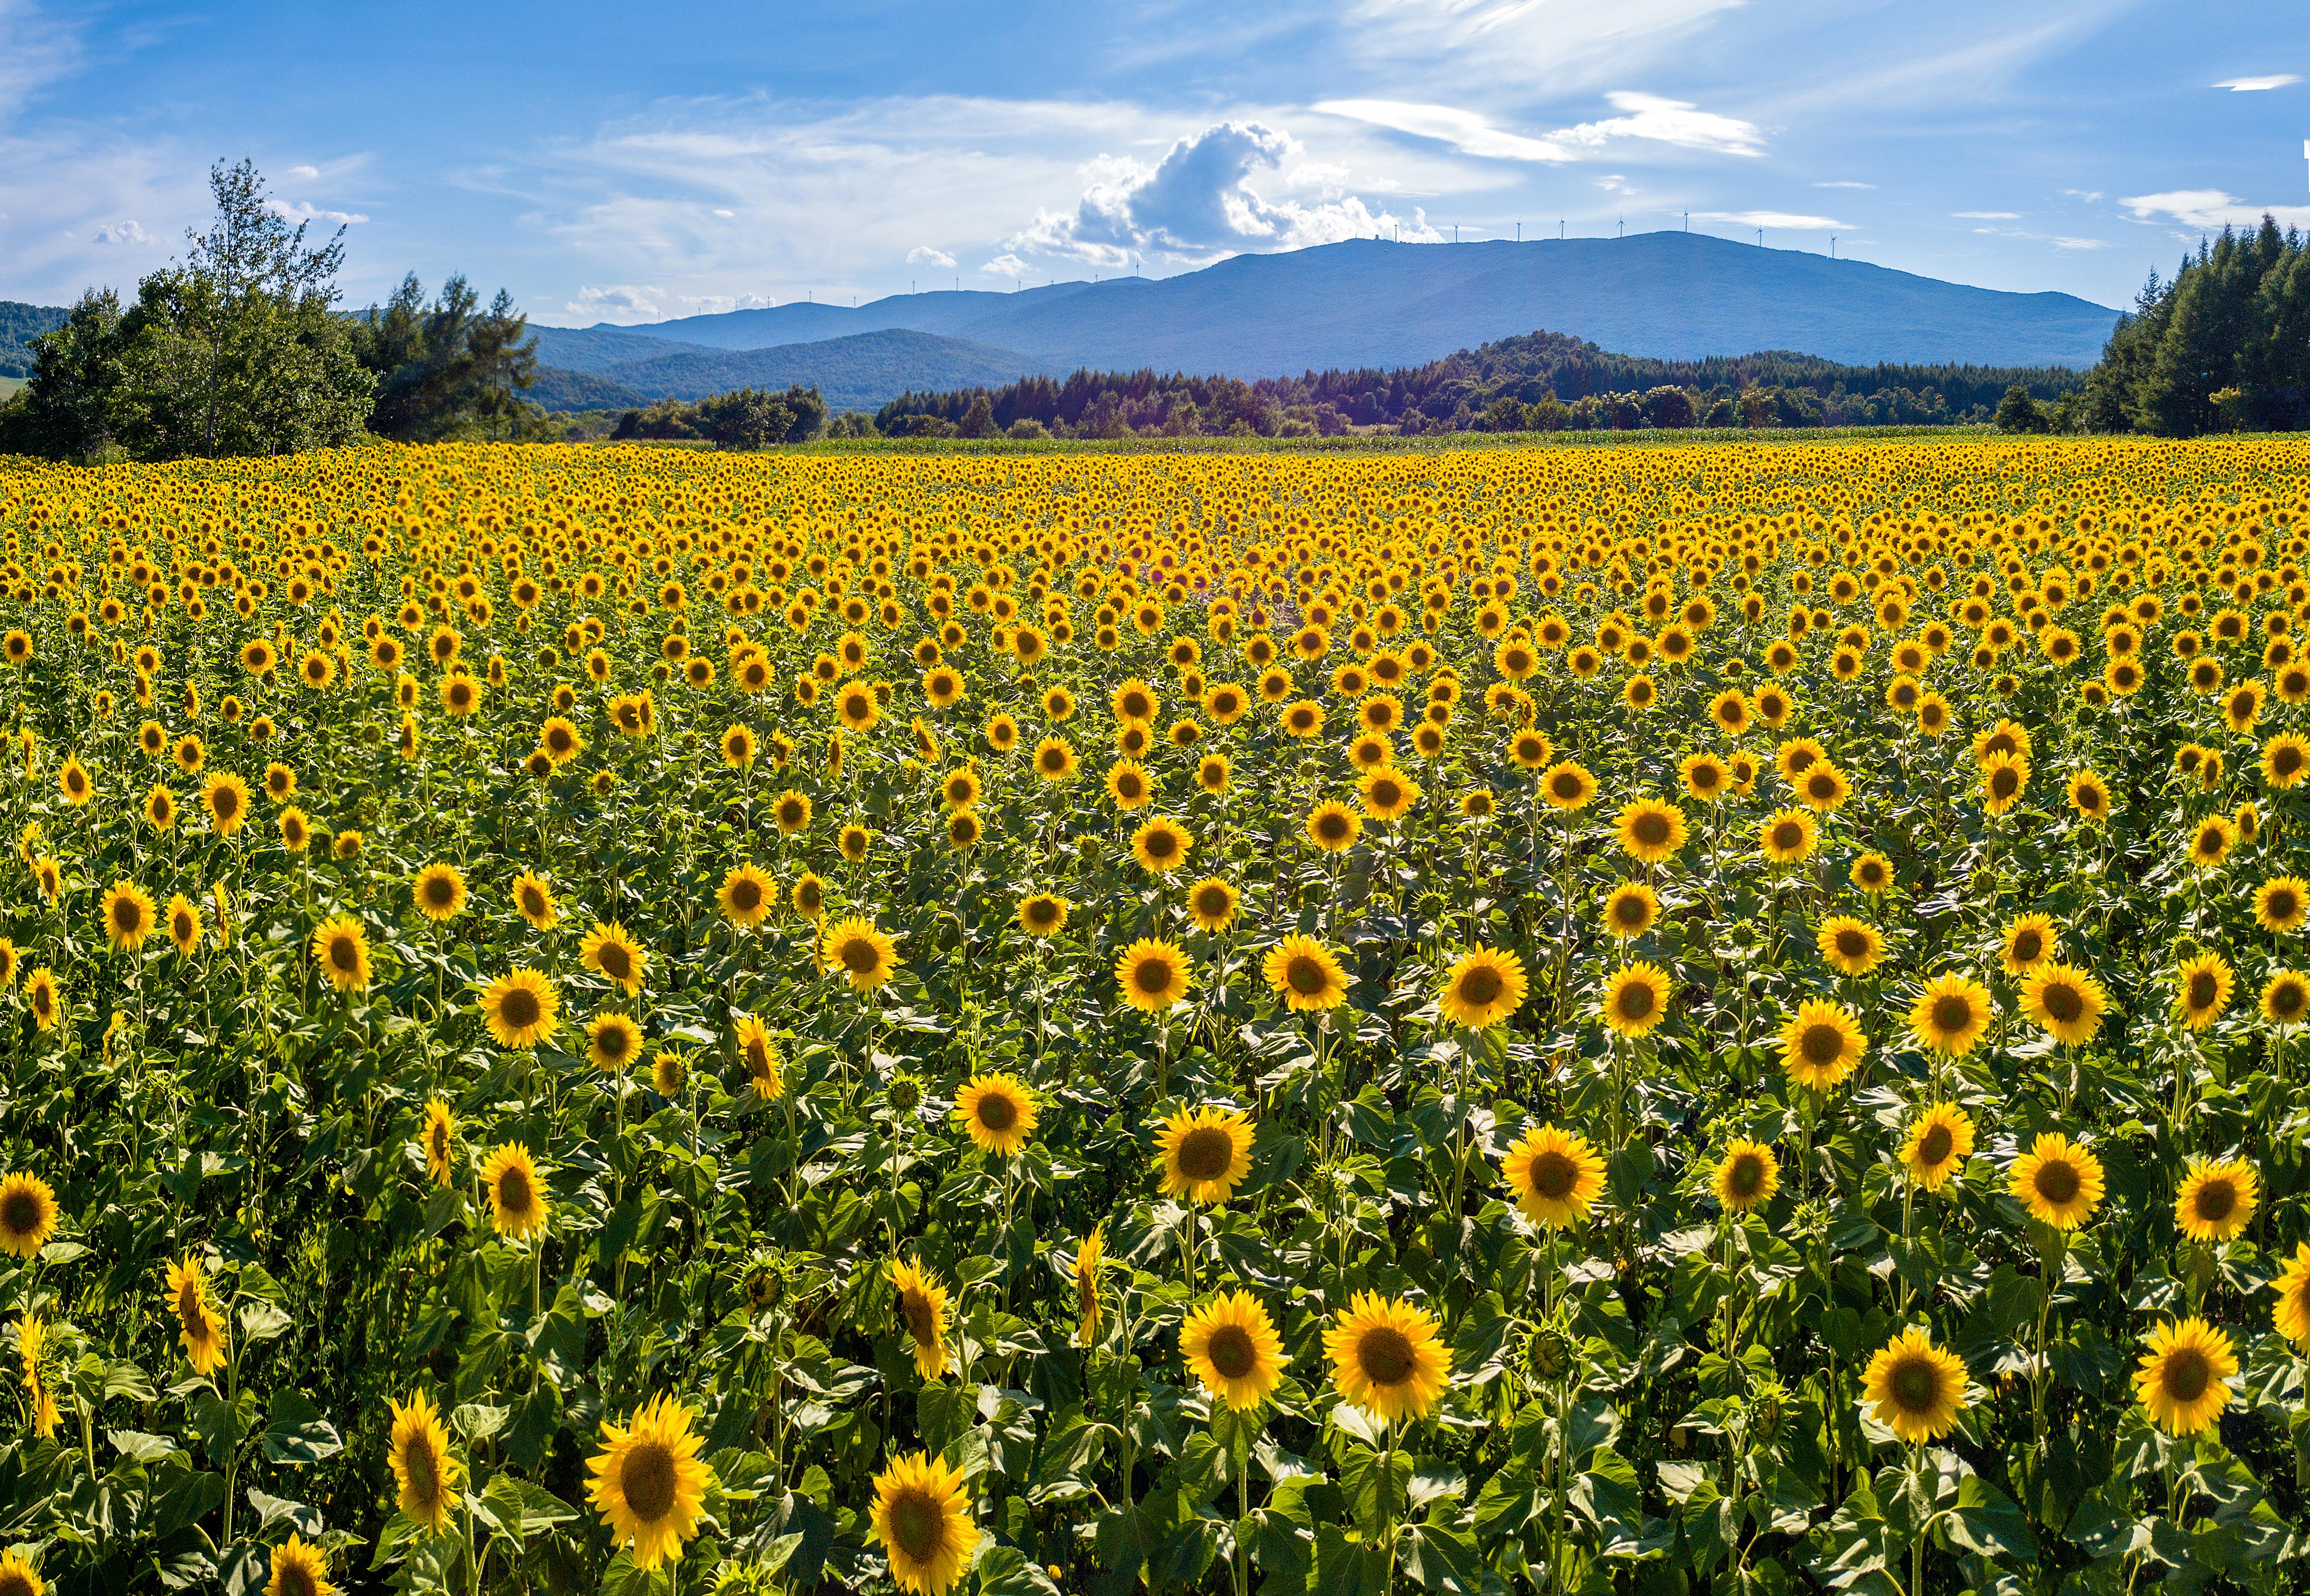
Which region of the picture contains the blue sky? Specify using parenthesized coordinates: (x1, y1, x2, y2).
(2, 0, 2306, 326)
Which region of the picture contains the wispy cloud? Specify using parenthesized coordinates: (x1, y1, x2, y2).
(1693, 210, 1844, 231)
(2213, 74, 2300, 91)
(1310, 100, 1573, 162)
(1813, 180, 1874, 190)
(2121, 189, 2310, 230)
(1953, 210, 2020, 219)
(1314, 91, 1763, 163)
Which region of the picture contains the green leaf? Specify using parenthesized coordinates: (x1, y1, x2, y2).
(260, 1388, 342, 1465)
(1944, 1471, 2037, 1561)
(1400, 1521, 1489, 1594)
(974, 1545, 1063, 1594)
(1313, 1524, 1393, 1596)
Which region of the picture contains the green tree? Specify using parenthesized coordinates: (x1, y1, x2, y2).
(354, 274, 540, 441)
(957, 393, 997, 438)
(691, 387, 796, 449)
(1994, 383, 2051, 433)
(4, 290, 126, 458)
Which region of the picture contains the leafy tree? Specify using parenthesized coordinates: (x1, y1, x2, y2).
(2, 290, 126, 458)
(691, 388, 795, 449)
(957, 393, 997, 438)
(354, 274, 540, 441)
(1994, 384, 2051, 433)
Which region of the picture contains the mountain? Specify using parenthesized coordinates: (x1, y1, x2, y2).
(0, 302, 69, 379)
(526, 327, 1062, 413)
(565, 234, 2121, 374)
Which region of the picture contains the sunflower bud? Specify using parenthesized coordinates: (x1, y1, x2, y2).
(1525, 1327, 1571, 1381)
(887, 1073, 923, 1114)
(1750, 1387, 1784, 1439)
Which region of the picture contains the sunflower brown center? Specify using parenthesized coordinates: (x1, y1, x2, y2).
(1318, 813, 1350, 840)
(2033, 1159, 2081, 1205)
(2193, 1180, 2237, 1223)
(1457, 965, 1504, 1007)
(841, 937, 881, 975)
(1800, 1023, 1845, 1065)
(1918, 1124, 1953, 1165)
(976, 1092, 1018, 1132)
(2278, 981, 2307, 1018)
(1529, 1150, 1578, 1200)
(1890, 1355, 1939, 1413)
(1727, 1154, 1764, 1198)
(2, 1189, 39, 1235)
(1206, 1322, 1259, 1381)
(1287, 955, 1330, 996)
(425, 878, 455, 906)
(616, 1438, 679, 1523)
(1616, 981, 1656, 1021)
(1633, 812, 1670, 845)
(402, 1435, 439, 1505)
(1931, 994, 1975, 1036)
(900, 1288, 936, 1346)
(1772, 822, 1802, 850)
(1144, 831, 1177, 859)
(888, 1485, 945, 1563)
(329, 935, 359, 973)
(1356, 1325, 1416, 1386)
(730, 879, 763, 912)
(2041, 982, 2084, 1024)
(2272, 891, 2301, 921)
(1836, 929, 1870, 960)
(2162, 1347, 2211, 1403)
(1613, 896, 1647, 928)
(1175, 1125, 1235, 1183)
(2189, 971, 2219, 1009)
(498, 987, 541, 1030)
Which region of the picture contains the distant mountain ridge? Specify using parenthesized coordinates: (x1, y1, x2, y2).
(526, 326, 1064, 414)
(560, 234, 2122, 376)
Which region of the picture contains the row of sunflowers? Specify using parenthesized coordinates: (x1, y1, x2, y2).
(2, 436, 2309, 1595)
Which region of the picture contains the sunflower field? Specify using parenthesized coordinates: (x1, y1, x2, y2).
(5, 436, 2310, 1596)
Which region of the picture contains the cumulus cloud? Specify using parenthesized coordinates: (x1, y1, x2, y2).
(980, 253, 1027, 277)
(2213, 75, 2300, 91)
(677, 292, 771, 314)
(1694, 210, 1844, 230)
(282, 164, 320, 181)
(1315, 91, 1763, 163)
(906, 244, 956, 269)
(91, 219, 148, 244)
(1009, 119, 1435, 268)
(564, 283, 664, 322)
(269, 198, 369, 226)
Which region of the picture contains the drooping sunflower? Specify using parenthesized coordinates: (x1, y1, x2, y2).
(1263, 934, 1349, 1012)
(870, 1451, 977, 1596)
(1777, 999, 1866, 1091)
(1901, 1102, 1975, 1191)
(1599, 962, 1672, 1038)
(1907, 973, 1992, 1056)
(581, 921, 648, 994)
(1324, 1291, 1451, 1425)
(1155, 1105, 1254, 1205)
(1437, 945, 1529, 1029)
(2273, 1242, 2310, 1346)
(1757, 807, 1817, 865)
(718, 863, 775, 928)
(163, 1251, 226, 1374)
(821, 917, 899, 992)
(1816, 916, 1885, 977)
(1499, 1123, 1607, 1229)
(1601, 882, 1660, 940)
(411, 862, 466, 923)
(481, 968, 558, 1050)
(480, 1143, 549, 1238)
(1186, 876, 1241, 933)
(310, 916, 372, 993)
(585, 1394, 716, 1572)
(263, 1533, 333, 1596)
(0, 1171, 57, 1258)
(1305, 800, 1362, 853)
(387, 1390, 462, 1534)
(1115, 937, 1193, 1013)
(1181, 1291, 1285, 1410)
(1862, 1327, 1971, 1444)
(1129, 817, 1193, 875)
(2175, 1157, 2258, 1242)
(733, 1013, 783, 1099)
(100, 880, 155, 952)
(2255, 876, 2309, 933)
(2010, 1132, 2104, 1230)
(2020, 962, 2106, 1046)
(2175, 952, 2234, 1029)
(890, 1258, 950, 1380)
(1713, 1139, 1780, 1213)
(1073, 1226, 1105, 1347)
(586, 1012, 644, 1074)
(2133, 1318, 2237, 1436)
(421, 1099, 455, 1188)
(953, 1072, 1038, 1157)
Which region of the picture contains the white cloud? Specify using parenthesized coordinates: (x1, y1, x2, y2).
(91, 218, 148, 245)
(906, 244, 956, 269)
(2213, 75, 2300, 91)
(711, 207, 735, 218)
(2120, 189, 2310, 230)
(1969, 224, 2107, 249)
(269, 199, 369, 226)
(1334, 0, 1747, 98)
(1814, 180, 1874, 189)
(564, 282, 664, 322)
(1693, 210, 1844, 230)
(1953, 210, 2020, 219)
(677, 292, 771, 313)
(282, 164, 319, 181)
(2061, 188, 2104, 201)
(980, 253, 1027, 277)
(1315, 90, 1763, 164)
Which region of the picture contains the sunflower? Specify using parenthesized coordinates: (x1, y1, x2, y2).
(201, 770, 248, 835)
(1016, 891, 1069, 938)
(1155, 1105, 1254, 1204)
(2011, 1132, 2104, 1230)
(480, 1143, 549, 1238)
(1615, 797, 1687, 863)
(164, 894, 202, 957)
(1758, 807, 1817, 864)
(1713, 1139, 1780, 1213)
(1031, 736, 1078, 782)
(422, 1100, 455, 1187)
(1816, 916, 1885, 977)
(1999, 914, 2055, 975)
(1601, 882, 1659, 940)
(1305, 800, 1362, 853)
(732, 1013, 784, 1099)
(1115, 937, 1193, 1013)
(891, 1258, 950, 1380)
(510, 870, 557, 929)
(1186, 876, 1241, 933)
(2256, 876, 2309, 933)
(1907, 973, 1992, 1055)
(1263, 934, 1349, 1012)
(23, 968, 58, 1031)
(1977, 750, 2029, 816)
(1777, 999, 1865, 1090)
(1849, 852, 1894, 894)
(771, 788, 813, 833)
(1129, 817, 1193, 875)
(411, 862, 466, 923)
(1599, 962, 1672, 1038)
(1540, 760, 1596, 811)
(387, 1390, 462, 1534)
(1182, 1291, 1285, 1410)
(481, 968, 558, 1050)
(718, 863, 774, 928)
(2274, 1242, 2310, 1346)
(2263, 733, 2310, 790)
(585, 1394, 715, 1572)
(791, 873, 826, 920)
(1499, 1123, 1606, 1229)
(57, 755, 92, 808)
(2175, 952, 2233, 1029)
(1358, 764, 1420, 822)
(2133, 1318, 2237, 1436)
(2175, 1157, 2258, 1242)
(581, 921, 648, 994)
(2021, 962, 2106, 1046)
(1862, 1327, 1971, 1444)
(953, 1072, 1038, 1157)
(1073, 1226, 1105, 1347)
(586, 1012, 644, 1074)
(821, 917, 899, 992)
(1324, 1291, 1451, 1425)
(870, 1451, 977, 1596)
(163, 1250, 226, 1374)
(263, 1534, 333, 1596)
(1900, 1102, 1975, 1191)
(2265, 969, 2310, 1026)
(2066, 770, 2111, 822)
(0, 1172, 57, 1258)
(310, 916, 372, 992)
